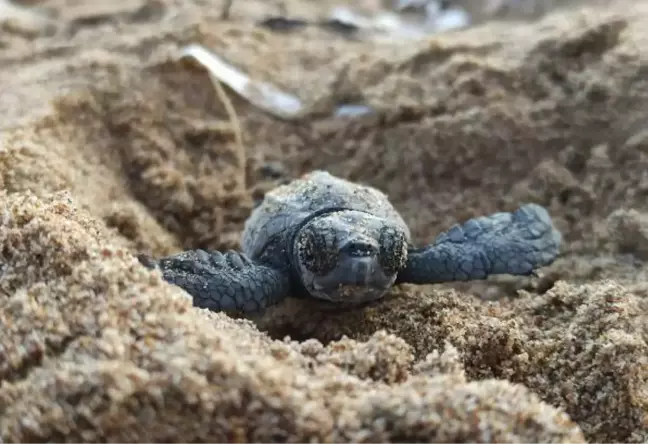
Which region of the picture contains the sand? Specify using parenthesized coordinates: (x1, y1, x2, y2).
(2, 0, 648, 442)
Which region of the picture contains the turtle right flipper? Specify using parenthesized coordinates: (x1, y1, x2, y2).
(138, 249, 291, 313)
(396, 204, 561, 284)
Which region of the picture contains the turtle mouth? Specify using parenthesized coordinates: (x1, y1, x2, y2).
(311, 282, 392, 304)
(317, 284, 388, 302)
(308, 256, 395, 304)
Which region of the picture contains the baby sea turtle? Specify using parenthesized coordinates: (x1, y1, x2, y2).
(138, 170, 561, 312)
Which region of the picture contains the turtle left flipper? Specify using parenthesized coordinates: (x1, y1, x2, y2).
(138, 249, 292, 313)
(396, 204, 561, 284)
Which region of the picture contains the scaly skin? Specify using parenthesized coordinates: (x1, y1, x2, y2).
(138, 250, 291, 313)
(397, 204, 561, 284)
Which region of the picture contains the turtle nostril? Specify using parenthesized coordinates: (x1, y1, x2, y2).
(340, 241, 376, 257)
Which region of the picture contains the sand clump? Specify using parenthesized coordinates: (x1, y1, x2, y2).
(2, 0, 648, 442)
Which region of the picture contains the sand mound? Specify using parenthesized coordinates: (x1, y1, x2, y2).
(2, 0, 648, 442)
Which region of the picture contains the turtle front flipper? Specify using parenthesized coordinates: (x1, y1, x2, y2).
(138, 249, 291, 313)
(396, 204, 561, 284)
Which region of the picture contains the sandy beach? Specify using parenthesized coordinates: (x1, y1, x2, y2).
(2, 0, 648, 441)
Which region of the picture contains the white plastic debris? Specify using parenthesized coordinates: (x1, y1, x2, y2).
(329, 6, 428, 40)
(328, 5, 374, 29)
(334, 104, 374, 117)
(434, 8, 469, 32)
(0, 0, 55, 35)
(328, 1, 469, 41)
(424, 1, 470, 32)
(179, 43, 375, 120)
(179, 44, 305, 120)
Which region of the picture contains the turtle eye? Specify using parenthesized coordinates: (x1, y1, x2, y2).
(296, 226, 338, 275)
(378, 227, 408, 274)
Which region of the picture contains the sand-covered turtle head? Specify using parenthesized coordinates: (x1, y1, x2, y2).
(293, 209, 408, 305)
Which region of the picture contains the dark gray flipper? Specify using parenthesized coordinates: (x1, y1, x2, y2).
(138, 249, 291, 313)
(396, 204, 561, 284)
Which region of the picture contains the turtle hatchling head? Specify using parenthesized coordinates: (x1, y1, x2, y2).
(293, 210, 408, 305)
